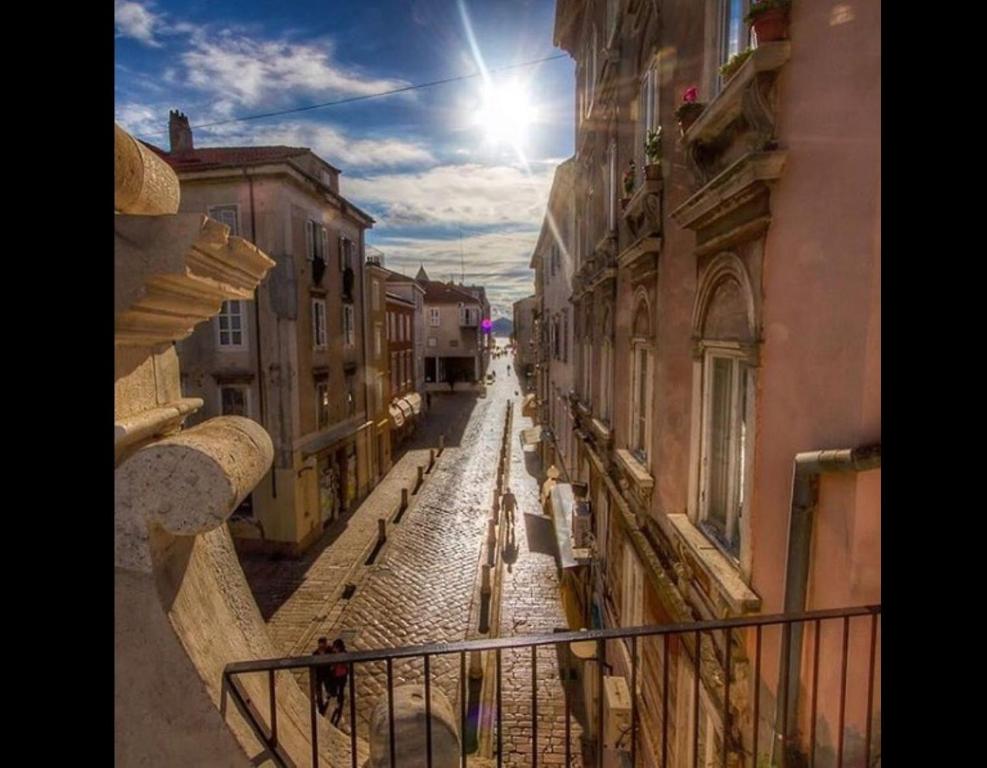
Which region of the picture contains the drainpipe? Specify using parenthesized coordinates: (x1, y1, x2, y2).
(775, 443, 881, 762)
(243, 167, 274, 499)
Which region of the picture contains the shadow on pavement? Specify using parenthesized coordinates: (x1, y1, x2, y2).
(522, 512, 558, 559)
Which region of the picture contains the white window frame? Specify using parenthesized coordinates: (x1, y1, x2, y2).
(312, 299, 327, 350)
(629, 339, 653, 462)
(208, 204, 240, 236)
(218, 384, 251, 418)
(697, 343, 754, 561)
(315, 381, 330, 430)
(343, 304, 355, 347)
(216, 300, 247, 350)
(429, 307, 441, 327)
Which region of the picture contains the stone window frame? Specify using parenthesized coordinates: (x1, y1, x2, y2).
(315, 378, 331, 431)
(687, 251, 759, 571)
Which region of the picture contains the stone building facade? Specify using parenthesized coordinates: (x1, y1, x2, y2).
(153, 111, 378, 556)
(366, 260, 393, 484)
(386, 291, 421, 447)
(511, 294, 539, 384)
(546, 2, 881, 766)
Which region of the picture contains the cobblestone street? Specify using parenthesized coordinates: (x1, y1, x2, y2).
(496, 379, 585, 767)
(240, 342, 585, 759)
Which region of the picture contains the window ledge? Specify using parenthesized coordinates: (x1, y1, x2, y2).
(682, 42, 791, 147)
(666, 513, 761, 615)
(589, 417, 612, 445)
(615, 448, 654, 490)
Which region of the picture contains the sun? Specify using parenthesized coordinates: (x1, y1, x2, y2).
(476, 81, 535, 147)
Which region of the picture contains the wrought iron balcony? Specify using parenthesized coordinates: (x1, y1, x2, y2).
(223, 604, 881, 768)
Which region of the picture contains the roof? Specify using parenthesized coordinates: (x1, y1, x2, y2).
(385, 292, 416, 308)
(144, 143, 318, 173)
(415, 265, 430, 281)
(420, 280, 482, 305)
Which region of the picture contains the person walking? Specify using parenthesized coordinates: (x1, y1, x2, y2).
(328, 639, 349, 726)
(501, 487, 517, 527)
(312, 637, 333, 715)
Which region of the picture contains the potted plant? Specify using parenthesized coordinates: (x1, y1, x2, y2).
(746, 0, 791, 43)
(644, 127, 662, 180)
(675, 87, 705, 136)
(719, 48, 753, 82)
(621, 160, 636, 207)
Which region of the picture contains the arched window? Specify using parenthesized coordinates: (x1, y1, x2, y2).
(629, 293, 654, 462)
(693, 254, 758, 561)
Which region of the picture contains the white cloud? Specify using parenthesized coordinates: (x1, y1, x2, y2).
(371, 229, 539, 316)
(115, 102, 164, 137)
(181, 35, 410, 108)
(345, 163, 554, 229)
(115, 0, 162, 47)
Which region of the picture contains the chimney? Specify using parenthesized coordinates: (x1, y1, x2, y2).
(169, 110, 193, 154)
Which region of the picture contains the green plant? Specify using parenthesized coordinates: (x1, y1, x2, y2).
(644, 127, 662, 165)
(675, 101, 705, 122)
(745, 0, 791, 24)
(622, 160, 636, 196)
(719, 48, 753, 79)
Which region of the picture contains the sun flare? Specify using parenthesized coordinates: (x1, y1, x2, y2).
(476, 81, 535, 147)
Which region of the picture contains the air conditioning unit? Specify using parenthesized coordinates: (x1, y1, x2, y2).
(603, 675, 632, 751)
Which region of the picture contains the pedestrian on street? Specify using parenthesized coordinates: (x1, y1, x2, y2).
(501, 487, 517, 527)
(312, 637, 333, 715)
(328, 639, 349, 726)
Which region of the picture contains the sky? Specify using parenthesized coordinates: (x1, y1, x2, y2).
(114, 0, 575, 318)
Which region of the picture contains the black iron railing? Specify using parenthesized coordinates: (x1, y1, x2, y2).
(223, 604, 880, 768)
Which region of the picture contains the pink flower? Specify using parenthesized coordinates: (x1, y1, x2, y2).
(683, 87, 698, 103)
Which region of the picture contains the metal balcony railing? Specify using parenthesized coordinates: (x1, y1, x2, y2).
(223, 604, 880, 768)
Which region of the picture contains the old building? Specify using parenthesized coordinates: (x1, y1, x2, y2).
(153, 110, 378, 556)
(511, 294, 539, 386)
(386, 290, 421, 447)
(418, 266, 492, 389)
(381, 265, 428, 409)
(366, 259, 393, 483)
(546, 2, 881, 766)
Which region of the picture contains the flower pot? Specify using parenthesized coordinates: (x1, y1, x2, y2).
(644, 163, 661, 181)
(751, 8, 789, 42)
(676, 103, 705, 136)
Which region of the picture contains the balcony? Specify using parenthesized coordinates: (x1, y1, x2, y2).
(224, 605, 881, 768)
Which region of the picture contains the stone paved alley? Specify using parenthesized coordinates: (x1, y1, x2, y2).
(242, 342, 584, 763)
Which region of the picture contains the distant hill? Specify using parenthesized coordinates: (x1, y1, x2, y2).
(491, 317, 514, 337)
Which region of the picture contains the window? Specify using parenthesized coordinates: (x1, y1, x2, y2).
(636, 57, 660, 171)
(345, 374, 356, 416)
(716, 0, 751, 93)
(305, 220, 328, 261)
(391, 353, 398, 391)
(693, 258, 758, 563)
(581, 339, 592, 401)
(600, 339, 613, 424)
(460, 305, 479, 326)
(217, 300, 247, 349)
(561, 309, 569, 363)
(219, 385, 249, 417)
(316, 380, 330, 430)
(339, 236, 354, 272)
(427, 337, 437, 348)
(606, 140, 617, 232)
(630, 344, 652, 460)
(429, 308, 441, 327)
(372, 279, 380, 311)
(343, 304, 355, 347)
(208, 205, 239, 235)
(312, 299, 327, 350)
(374, 324, 383, 358)
(699, 351, 752, 558)
(404, 315, 410, 341)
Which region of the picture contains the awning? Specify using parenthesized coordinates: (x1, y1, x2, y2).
(405, 392, 422, 415)
(549, 483, 578, 569)
(519, 425, 543, 449)
(388, 404, 405, 428)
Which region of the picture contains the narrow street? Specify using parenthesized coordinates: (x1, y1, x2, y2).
(242, 340, 583, 759)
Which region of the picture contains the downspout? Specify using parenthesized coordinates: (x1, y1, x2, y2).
(775, 443, 881, 761)
(244, 167, 275, 499)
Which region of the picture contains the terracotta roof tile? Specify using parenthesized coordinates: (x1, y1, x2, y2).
(144, 143, 312, 172)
